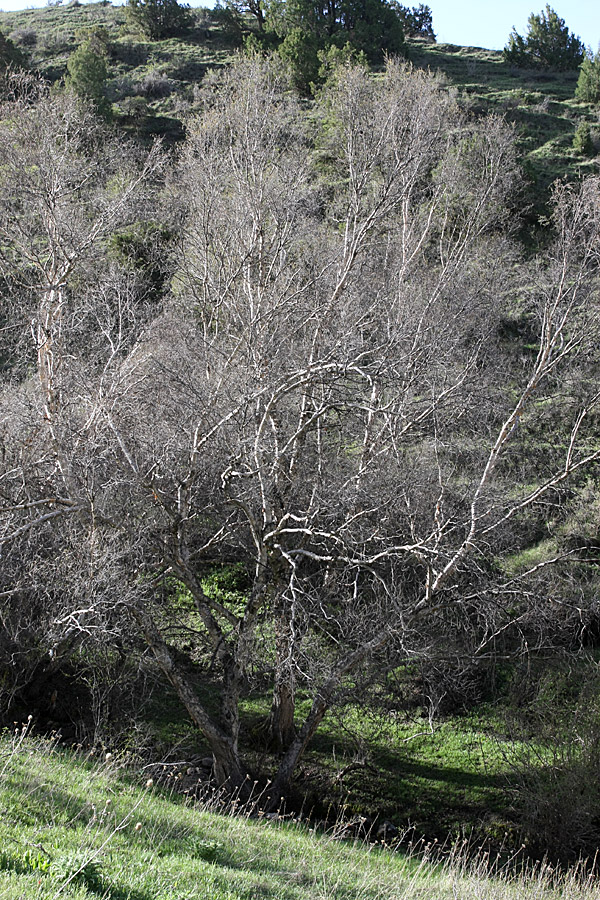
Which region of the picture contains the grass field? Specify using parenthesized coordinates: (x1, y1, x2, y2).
(0, 728, 597, 900)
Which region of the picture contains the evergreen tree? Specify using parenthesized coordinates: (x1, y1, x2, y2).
(66, 38, 111, 119)
(390, 2, 434, 40)
(576, 49, 600, 104)
(276, 0, 405, 59)
(126, 0, 193, 40)
(504, 5, 584, 70)
(278, 27, 320, 94)
(573, 121, 594, 155)
(0, 28, 25, 70)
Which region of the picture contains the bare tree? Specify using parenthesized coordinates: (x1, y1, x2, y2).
(96, 57, 599, 794)
(1, 60, 600, 801)
(0, 71, 164, 713)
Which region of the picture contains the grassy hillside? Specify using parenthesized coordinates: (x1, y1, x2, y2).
(0, 729, 595, 900)
(0, 1, 237, 140)
(0, 3, 597, 182)
(409, 41, 598, 221)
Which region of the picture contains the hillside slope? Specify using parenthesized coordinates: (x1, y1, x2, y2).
(0, 731, 594, 900)
(0, 2, 597, 187)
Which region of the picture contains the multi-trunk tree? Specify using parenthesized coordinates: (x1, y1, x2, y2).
(1, 59, 600, 799)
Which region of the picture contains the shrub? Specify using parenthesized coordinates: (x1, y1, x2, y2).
(139, 68, 173, 97)
(65, 38, 111, 119)
(504, 667, 600, 859)
(8, 27, 37, 47)
(0, 29, 25, 69)
(576, 49, 600, 104)
(503, 5, 585, 70)
(573, 121, 594, 155)
(126, 0, 193, 40)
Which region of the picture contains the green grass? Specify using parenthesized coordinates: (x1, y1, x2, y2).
(0, 727, 596, 900)
(408, 41, 599, 221)
(1, 6, 597, 187)
(143, 678, 527, 844)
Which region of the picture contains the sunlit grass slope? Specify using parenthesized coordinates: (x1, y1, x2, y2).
(0, 728, 597, 900)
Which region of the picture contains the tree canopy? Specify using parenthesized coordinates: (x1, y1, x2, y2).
(503, 5, 585, 70)
(126, 0, 193, 40)
(576, 48, 600, 104)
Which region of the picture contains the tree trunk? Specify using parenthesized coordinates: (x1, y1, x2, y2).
(267, 676, 296, 752)
(268, 626, 392, 805)
(266, 609, 297, 751)
(132, 606, 249, 791)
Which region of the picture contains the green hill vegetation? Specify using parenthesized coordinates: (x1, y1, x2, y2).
(0, 729, 596, 899)
(0, 1, 597, 186)
(0, 2, 600, 890)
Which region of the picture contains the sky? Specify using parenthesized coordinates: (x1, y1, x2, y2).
(0, 0, 598, 53)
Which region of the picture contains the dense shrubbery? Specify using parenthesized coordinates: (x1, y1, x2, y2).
(0, 27, 24, 69)
(126, 0, 193, 40)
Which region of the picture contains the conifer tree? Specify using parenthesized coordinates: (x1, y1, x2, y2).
(504, 5, 584, 70)
(576, 49, 600, 104)
(66, 38, 111, 119)
(126, 0, 193, 40)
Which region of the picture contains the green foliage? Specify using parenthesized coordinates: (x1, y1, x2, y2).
(270, 0, 405, 91)
(317, 40, 368, 81)
(107, 220, 175, 300)
(576, 48, 600, 104)
(65, 36, 111, 118)
(126, 0, 193, 40)
(226, 0, 266, 32)
(503, 5, 585, 70)
(348, 0, 405, 58)
(270, 0, 405, 62)
(573, 120, 594, 155)
(50, 850, 104, 892)
(390, 2, 434, 40)
(278, 26, 320, 94)
(201, 563, 249, 614)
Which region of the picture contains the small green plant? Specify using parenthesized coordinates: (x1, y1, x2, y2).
(23, 847, 51, 873)
(190, 838, 225, 862)
(50, 849, 104, 892)
(0, 845, 51, 876)
(573, 120, 594, 155)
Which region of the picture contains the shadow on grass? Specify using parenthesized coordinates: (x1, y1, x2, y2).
(389, 757, 505, 792)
